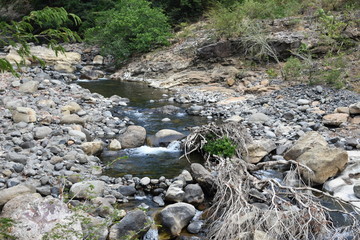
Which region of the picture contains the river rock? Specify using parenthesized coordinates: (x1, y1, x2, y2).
(6, 152, 27, 165)
(159, 202, 196, 236)
(165, 180, 185, 203)
(69, 130, 86, 141)
(190, 163, 215, 195)
(93, 55, 104, 65)
(12, 107, 36, 123)
(187, 220, 203, 234)
(248, 113, 270, 123)
(70, 180, 105, 199)
(109, 139, 121, 150)
(0, 193, 82, 240)
(149, 129, 185, 147)
(109, 210, 149, 240)
(323, 113, 349, 127)
(118, 185, 136, 196)
(81, 141, 103, 155)
(246, 139, 276, 164)
(349, 102, 360, 114)
(19, 81, 39, 93)
(34, 126, 52, 139)
(284, 131, 327, 160)
(61, 102, 82, 113)
(354, 184, 360, 198)
(118, 125, 146, 148)
(60, 114, 86, 125)
(0, 184, 36, 206)
(297, 145, 348, 185)
(54, 62, 75, 73)
(184, 184, 204, 204)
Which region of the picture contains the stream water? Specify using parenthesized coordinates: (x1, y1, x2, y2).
(77, 79, 210, 178)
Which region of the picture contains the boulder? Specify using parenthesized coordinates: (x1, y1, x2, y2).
(323, 113, 349, 127)
(12, 107, 36, 123)
(284, 131, 327, 160)
(246, 139, 276, 164)
(109, 210, 149, 240)
(0, 184, 35, 206)
(165, 180, 185, 203)
(69, 130, 86, 141)
(297, 146, 348, 185)
(118, 185, 136, 196)
(190, 163, 215, 195)
(81, 141, 104, 155)
(159, 203, 196, 236)
(80, 66, 105, 80)
(70, 180, 105, 199)
(118, 125, 146, 148)
(19, 81, 39, 93)
(148, 129, 185, 147)
(0, 193, 82, 240)
(184, 184, 204, 204)
(33, 126, 52, 139)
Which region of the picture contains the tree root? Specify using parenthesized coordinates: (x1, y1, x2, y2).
(184, 123, 360, 240)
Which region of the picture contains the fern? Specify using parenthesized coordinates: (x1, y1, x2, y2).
(0, 7, 82, 75)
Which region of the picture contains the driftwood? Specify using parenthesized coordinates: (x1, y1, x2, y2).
(184, 122, 360, 240)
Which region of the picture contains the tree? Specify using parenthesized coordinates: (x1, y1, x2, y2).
(85, 0, 171, 65)
(0, 7, 81, 75)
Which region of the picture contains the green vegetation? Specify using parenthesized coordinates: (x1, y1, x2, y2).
(85, 0, 171, 65)
(0, 217, 15, 240)
(0, 7, 81, 75)
(204, 136, 237, 158)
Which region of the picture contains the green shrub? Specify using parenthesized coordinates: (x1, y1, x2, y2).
(208, 0, 302, 38)
(283, 56, 305, 80)
(85, 0, 171, 65)
(203, 137, 237, 158)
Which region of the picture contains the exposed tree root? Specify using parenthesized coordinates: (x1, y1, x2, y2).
(184, 123, 360, 240)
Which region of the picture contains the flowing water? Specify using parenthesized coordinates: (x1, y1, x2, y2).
(77, 79, 209, 178)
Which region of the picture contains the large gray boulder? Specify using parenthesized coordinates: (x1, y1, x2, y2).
(297, 145, 348, 185)
(0, 184, 35, 206)
(118, 125, 146, 148)
(159, 203, 196, 236)
(284, 131, 327, 160)
(0, 193, 82, 240)
(70, 180, 105, 199)
(109, 210, 149, 240)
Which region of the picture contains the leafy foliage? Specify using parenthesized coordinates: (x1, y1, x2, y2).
(204, 136, 237, 158)
(85, 0, 171, 65)
(0, 7, 81, 74)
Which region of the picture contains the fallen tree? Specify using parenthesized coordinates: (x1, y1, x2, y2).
(184, 122, 360, 240)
